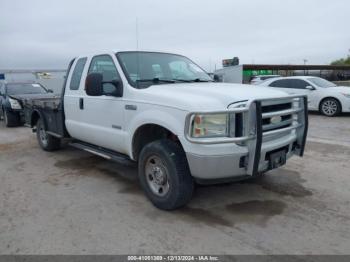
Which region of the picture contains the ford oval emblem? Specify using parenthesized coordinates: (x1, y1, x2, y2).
(270, 116, 282, 124)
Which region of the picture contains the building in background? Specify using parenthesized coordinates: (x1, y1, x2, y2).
(214, 61, 350, 84)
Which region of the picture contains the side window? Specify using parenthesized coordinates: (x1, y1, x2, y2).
(290, 79, 309, 89)
(88, 55, 121, 94)
(69, 57, 87, 90)
(269, 79, 289, 88)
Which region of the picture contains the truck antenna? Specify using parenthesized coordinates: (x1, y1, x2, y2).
(136, 17, 140, 87)
(136, 17, 139, 50)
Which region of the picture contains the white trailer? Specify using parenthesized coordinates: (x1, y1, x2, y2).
(214, 65, 243, 83)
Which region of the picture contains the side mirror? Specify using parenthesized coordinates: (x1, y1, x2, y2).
(213, 74, 220, 82)
(47, 89, 53, 93)
(305, 85, 315, 91)
(85, 73, 123, 97)
(85, 73, 103, 96)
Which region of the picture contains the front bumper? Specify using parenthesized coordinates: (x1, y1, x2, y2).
(339, 97, 350, 113)
(8, 108, 25, 122)
(184, 96, 308, 180)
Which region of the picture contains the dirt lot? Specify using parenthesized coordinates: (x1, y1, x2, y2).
(0, 113, 350, 255)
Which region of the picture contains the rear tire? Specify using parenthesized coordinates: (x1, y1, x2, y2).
(4, 109, 20, 127)
(138, 139, 194, 210)
(36, 118, 61, 151)
(320, 98, 341, 117)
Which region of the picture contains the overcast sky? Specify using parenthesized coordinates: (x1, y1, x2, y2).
(0, 0, 349, 71)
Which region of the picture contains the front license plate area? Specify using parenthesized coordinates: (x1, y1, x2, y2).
(268, 150, 287, 170)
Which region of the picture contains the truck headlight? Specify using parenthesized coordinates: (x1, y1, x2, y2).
(190, 113, 229, 138)
(8, 98, 22, 109)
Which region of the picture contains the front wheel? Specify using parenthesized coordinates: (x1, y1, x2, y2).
(320, 98, 341, 117)
(36, 118, 61, 151)
(138, 139, 194, 210)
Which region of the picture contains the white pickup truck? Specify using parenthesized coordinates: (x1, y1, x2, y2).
(19, 51, 308, 210)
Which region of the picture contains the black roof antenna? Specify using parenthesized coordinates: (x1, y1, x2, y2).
(136, 17, 140, 88)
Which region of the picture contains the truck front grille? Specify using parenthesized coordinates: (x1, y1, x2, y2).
(261, 102, 292, 113)
(261, 99, 302, 135)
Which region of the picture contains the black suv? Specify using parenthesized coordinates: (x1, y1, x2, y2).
(0, 82, 51, 127)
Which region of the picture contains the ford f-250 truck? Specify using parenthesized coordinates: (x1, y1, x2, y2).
(19, 51, 308, 210)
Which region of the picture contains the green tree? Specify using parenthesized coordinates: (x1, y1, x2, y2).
(331, 56, 350, 65)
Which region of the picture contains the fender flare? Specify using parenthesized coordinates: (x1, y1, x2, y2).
(31, 109, 47, 129)
(127, 110, 185, 159)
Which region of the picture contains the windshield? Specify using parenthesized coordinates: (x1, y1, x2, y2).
(117, 52, 212, 88)
(261, 75, 280, 80)
(308, 78, 337, 88)
(6, 83, 47, 95)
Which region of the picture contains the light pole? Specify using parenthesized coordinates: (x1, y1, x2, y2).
(303, 59, 308, 75)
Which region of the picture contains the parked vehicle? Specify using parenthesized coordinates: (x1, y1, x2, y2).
(250, 75, 280, 85)
(259, 76, 350, 116)
(0, 82, 53, 127)
(19, 51, 308, 210)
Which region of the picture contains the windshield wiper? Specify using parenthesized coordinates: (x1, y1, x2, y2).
(173, 78, 212, 83)
(136, 78, 175, 84)
(171, 79, 191, 82)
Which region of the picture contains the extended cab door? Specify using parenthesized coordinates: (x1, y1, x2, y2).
(65, 54, 126, 153)
(64, 57, 88, 140)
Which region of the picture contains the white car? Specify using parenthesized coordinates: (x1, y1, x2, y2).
(250, 75, 281, 85)
(259, 76, 350, 116)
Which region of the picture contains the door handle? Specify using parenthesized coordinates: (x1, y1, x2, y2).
(79, 98, 84, 110)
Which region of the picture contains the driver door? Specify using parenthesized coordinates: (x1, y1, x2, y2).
(76, 55, 126, 154)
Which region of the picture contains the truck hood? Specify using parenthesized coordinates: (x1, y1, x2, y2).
(9, 93, 59, 100)
(326, 86, 350, 93)
(137, 83, 290, 111)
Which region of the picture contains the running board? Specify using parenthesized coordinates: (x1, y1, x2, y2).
(69, 141, 135, 166)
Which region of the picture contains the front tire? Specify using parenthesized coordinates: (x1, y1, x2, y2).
(36, 118, 61, 151)
(4, 109, 20, 127)
(320, 98, 341, 117)
(138, 139, 194, 210)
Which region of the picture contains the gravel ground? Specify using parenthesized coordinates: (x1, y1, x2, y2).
(0, 113, 350, 255)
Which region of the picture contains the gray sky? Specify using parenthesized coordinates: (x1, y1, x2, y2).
(0, 0, 349, 71)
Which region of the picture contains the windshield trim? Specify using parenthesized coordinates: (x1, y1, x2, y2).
(115, 51, 211, 89)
